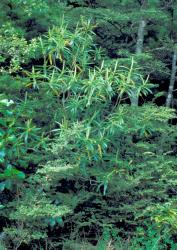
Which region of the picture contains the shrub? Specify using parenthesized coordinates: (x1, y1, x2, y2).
(0, 18, 176, 249)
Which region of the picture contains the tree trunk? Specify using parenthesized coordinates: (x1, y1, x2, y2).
(166, 49, 177, 107)
(136, 19, 146, 54)
(130, 19, 146, 106)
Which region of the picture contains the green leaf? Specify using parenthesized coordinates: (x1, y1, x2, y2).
(0, 166, 25, 180)
(5, 180, 12, 190)
(0, 150, 5, 159)
(0, 182, 6, 191)
(16, 172, 26, 180)
(0, 119, 6, 126)
(103, 180, 108, 196)
(49, 218, 56, 227)
(56, 217, 63, 225)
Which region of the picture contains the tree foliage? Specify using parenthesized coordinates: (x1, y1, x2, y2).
(0, 1, 177, 249)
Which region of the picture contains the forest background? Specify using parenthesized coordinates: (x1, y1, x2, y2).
(0, 0, 177, 249)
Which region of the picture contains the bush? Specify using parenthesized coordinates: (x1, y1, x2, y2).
(0, 17, 176, 249)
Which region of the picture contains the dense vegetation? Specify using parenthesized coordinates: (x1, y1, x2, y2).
(0, 0, 177, 249)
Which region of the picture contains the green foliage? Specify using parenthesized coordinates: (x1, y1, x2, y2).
(19, 20, 175, 249)
(0, 94, 51, 247)
(0, 1, 176, 249)
(0, 23, 38, 72)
